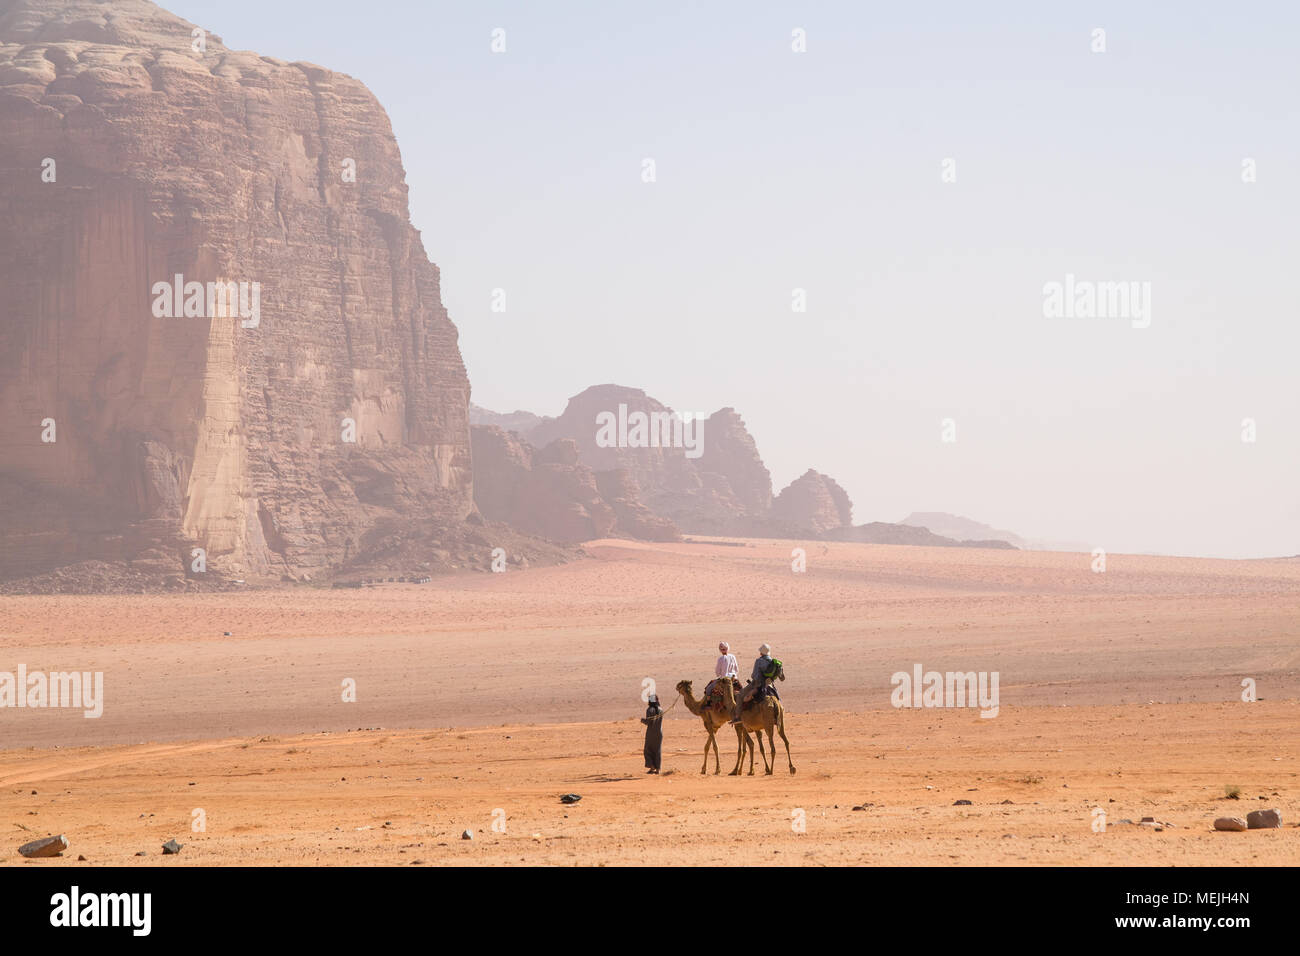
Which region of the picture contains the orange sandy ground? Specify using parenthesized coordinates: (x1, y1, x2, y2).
(1, 704, 1297, 866)
(1, 538, 1298, 865)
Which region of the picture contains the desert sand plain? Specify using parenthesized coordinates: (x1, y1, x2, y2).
(1, 537, 1298, 865)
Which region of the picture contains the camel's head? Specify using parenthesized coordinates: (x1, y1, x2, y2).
(775, 661, 786, 681)
(675, 680, 692, 697)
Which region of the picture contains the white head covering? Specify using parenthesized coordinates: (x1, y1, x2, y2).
(759, 643, 771, 656)
(718, 641, 730, 652)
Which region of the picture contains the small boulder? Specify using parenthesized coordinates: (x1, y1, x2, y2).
(162, 839, 182, 854)
(19, 834, 67, 858)
(1246, 809, 1281, 829)
(560, 793, 581, 804)
(461, 829, 473, 840)
(1214, 817, 1247, 832)
(953, 800, 972, 806)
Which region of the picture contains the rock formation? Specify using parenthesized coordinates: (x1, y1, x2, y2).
(899, 512, 1027, 549)
(468, 402, 549, 436)
(527, 384, 700, 499)
(771, 469, 853, 535)
(825, 522, 1015, 549)
(594, 469, 679, 543)
(523, 384, 781, 534)
(696, 407, 772, 516)
(470, 425, 617, 544)
(477, 389, 1021, 549)
(0, 0, 472, 584)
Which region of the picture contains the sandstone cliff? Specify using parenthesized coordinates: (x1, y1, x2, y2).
(771, 469, 853, 535)
(696, 407, 773, 516)
(477, 385, 860, 539)
(470, 424, 678, 544)
(470, 425, 617, 544)
(0, 0, 473, 584)
(525, 384, 778, 534)
(594, 469, 680, 543)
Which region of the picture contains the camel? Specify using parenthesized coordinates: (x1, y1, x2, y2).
(732, 662, 796, 776)
(675, 679, 745, 775)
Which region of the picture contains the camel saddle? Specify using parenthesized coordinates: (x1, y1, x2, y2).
(704, 677, 739, 710)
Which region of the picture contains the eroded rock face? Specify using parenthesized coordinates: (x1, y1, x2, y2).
(470, 425, 619, 544)
(470, 425, 681, 544)
(527, 384, 700, 500)
(771, 469, 853, 535)
(594, 470, 679, 543)
(525, 384, 777, 534)
(0, 0, 472, 582)
(697, 407, 772, 517)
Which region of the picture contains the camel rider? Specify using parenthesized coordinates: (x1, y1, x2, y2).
(731, 644, 778, 723)
(706, 642, 740, 708)
(715, 642, 738, 681)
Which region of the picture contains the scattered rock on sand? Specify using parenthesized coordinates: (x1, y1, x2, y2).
(19, 834, 67, 858)
(1246, 809, 1281, 829)
(1214, 817, 1247, 832)
(953, 800, 972, 806)
(162, 839, 182, 854)
(560, 793, 581, 804)
(461, 829, 473, 840)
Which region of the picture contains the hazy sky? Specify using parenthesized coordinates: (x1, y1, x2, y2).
(169, 0, 1300, 558)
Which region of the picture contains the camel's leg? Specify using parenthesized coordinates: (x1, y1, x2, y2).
(701, 726, 713, 775)
(746, 727, 756, 775)
(764, 725, 776, 775)
(712, 725, 722, 775)
(779, 721, 796, 774)
(755, 725, 770, 774)
(729, 724, 744, 775)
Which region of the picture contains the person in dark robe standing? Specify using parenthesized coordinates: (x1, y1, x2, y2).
(641, 694, 664, 773)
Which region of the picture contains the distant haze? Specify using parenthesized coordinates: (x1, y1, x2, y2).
(170, 0, 1300, 558)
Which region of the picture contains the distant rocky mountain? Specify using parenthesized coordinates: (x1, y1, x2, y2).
(826, 523, 1016, 549)
(468, 403, 551, 435)
(772, 470, 852, 536)
(473, 389, 1017, 551)
(470, 424, 677, 544)
(523, 385, 777, 535)
(900, 512, 1087, 552)
(900, 513, 1027, 549)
